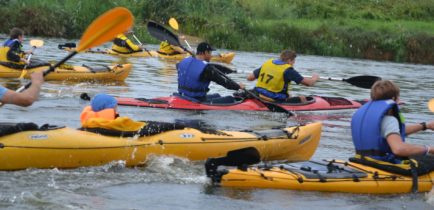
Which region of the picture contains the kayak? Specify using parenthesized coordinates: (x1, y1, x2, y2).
(0, 122, 321, 170)
(63, 47, 235, 63)
(115, 95, 365, 112)
(208, 159, 434, 194)
(0, 63, 132, 81)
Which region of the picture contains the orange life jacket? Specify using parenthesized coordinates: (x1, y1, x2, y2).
(80, 106, 117, 126)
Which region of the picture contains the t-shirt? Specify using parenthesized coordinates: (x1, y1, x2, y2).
(381, 115, 400, 138)
(0, 86, 8, 100)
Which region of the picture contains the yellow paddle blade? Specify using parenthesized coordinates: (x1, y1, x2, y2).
(169, 17, 179, 31)
(429, 99, 434, 112)
(77, 7, 134, 52)
(30, 39, 44, 47)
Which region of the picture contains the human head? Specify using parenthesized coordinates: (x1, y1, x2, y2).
(91, 93, 118, 112)
(280, 50, 297, 65)
(370, 80, 400, 101)
(9, 27, 24, 41)
(196, 42, 215, 61)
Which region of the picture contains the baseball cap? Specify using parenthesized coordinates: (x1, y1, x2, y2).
(196, 42, 215, 53)
(91, 93, 118, 112)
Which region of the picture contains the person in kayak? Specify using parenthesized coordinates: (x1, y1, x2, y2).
(247, 50, 319, 103)
(111, 30, 143, 54)
(158, 40, 186, 55)
(177, 42, 244, 103)
(80, 93, 187, 136)
(0, 72, 44, 107)
(351, 80, 434, 173)
(0, 28, 30, 68)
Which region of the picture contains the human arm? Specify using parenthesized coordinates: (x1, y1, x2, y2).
(383, 116, 433, 156)
(201, 65, 243, 90)
(0, 72, 43, 106)
(300, 72, 319, 86)
(405, 121, 434, 135)
(247, 68, 260, 81)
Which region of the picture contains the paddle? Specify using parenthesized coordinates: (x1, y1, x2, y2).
(429, 99, 434, 113)
(210, 64, 294, 115)
(14, 7, 134, 93)
(18, 39, 44, 79)
(131, 33, 153, 57)
(302, 75, 381, 89)
(205, 147, 261, 178)
(168, 17, 193, 51)
(57, 42, 76, 49)
(147, 20, 194, 56)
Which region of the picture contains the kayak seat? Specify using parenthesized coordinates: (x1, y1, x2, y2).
(136, 98, 169, 104)
(319, 96, 354, 106)
(0, 123, 63, 137)
(273, 160, 368, 180)
(82, 64, 111, 73)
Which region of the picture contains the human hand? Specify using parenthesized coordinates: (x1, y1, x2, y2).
(30, 72, 44, 86)
(312, 73, 319, 81)
(247, 73, 256, 81)
(238, 83, 245, 90)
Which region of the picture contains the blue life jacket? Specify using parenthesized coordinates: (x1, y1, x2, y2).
(351, 100, 406, 163)
(3, 39, 19, 47)
(177, 56, 210, 98)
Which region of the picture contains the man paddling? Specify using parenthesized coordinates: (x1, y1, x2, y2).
(247, 50, 319, 103)
(176, 42, 244, 103)
(351, 80, 434, 174)
(111, 29, 143, 54)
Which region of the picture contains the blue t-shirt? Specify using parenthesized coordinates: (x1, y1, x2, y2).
(0, 86, 8, 100)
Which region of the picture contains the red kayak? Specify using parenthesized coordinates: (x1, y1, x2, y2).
(116, 95, 366, 112)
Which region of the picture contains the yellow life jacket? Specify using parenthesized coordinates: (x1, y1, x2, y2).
(256, 59, 292, 93)
(159, 40, 177, 55)
(0, 39, 25, 65)
(111, 34, 141, 53)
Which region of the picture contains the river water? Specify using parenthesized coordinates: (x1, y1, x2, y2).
(0, 36, 433, 209)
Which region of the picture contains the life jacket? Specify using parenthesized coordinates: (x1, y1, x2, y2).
(81, 116, 146, 132)
(177, 56, 210, 98)
(0, 39, 25, 65)
(80, 106, 117, 126)
(111, 34, 140, 54)
(254, 59, 291, 99)
(159, 40, 177, 55)
(351, 100, 406, 163)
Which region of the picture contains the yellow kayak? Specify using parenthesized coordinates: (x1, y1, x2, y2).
(0, 63, 131, 81)
(209, 159, 434, 194)
(63, 47, 235, 63)
(0, 122, 321, 170)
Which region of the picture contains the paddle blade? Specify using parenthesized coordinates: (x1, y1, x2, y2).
(147, 21, 180, 46)
(208, 63, 235, 74)
(429, 99, 434, 113)
(168, 17, 179, 30)
(58, 42, 76, 49)
(30, 39, 44, 47)
(77, 7, 134, 52)
(205, 147, 260, 178)
(345, 75, 382, 89)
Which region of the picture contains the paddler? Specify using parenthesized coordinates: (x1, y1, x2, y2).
(0, 27, 30, 68)
(111, 29, 143, 54)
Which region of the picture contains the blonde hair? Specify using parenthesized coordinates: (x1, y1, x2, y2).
(370, 80, 400, 100)
(280, 50, 296, 62)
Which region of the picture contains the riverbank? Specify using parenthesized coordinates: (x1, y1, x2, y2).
(1, 0, 433, 64)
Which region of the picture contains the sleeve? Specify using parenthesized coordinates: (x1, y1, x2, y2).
(0, 86, 9, 101)
(125, 39, 141, 51)
(252, 68, 260, 78)
(284, 68, 304, 84)
(381, 116, 401, 138)
(200, 65, 241, 90)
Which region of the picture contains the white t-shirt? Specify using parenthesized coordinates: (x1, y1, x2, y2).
(381, 115, 401, 138)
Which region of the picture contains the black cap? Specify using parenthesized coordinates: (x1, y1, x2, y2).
(196, 42, 215, 53)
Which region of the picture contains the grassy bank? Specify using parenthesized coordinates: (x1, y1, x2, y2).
(0, 0, 433, 64)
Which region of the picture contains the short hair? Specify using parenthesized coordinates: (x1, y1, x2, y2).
(280, 50, 297, 62)
(370, 80, 400, 101)
(9, 28, 24, 39)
